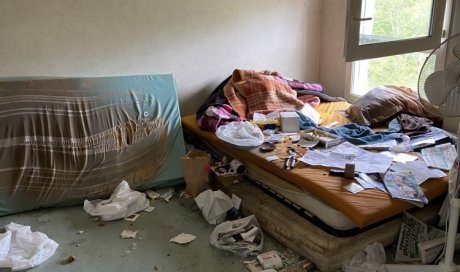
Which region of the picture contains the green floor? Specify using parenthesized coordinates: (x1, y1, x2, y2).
(0, 193, 286, 272)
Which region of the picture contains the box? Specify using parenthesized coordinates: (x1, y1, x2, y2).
(300, 128, 342, 149)
(279, 112, 300, 132)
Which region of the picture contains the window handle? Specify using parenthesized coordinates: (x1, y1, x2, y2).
(353, 17, 373, 21)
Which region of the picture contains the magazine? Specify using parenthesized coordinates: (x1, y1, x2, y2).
(383, 172, 428, 207)
(395, 212, 445, 263)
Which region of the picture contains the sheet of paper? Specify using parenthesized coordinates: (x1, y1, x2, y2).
(300, 142, 393, 173)
(357, 173, 388, 193)
(381, 151, 418, 163)
(343, 182, 364, 194)
(420, 143, 456, 170)
(358, 139, 398, 149)
(296, 138, 319, 148)
(390, 160, 446, 185)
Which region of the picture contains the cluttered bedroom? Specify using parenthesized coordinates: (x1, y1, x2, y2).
(1, 1, 460, 272)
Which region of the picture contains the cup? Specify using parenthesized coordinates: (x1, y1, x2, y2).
(229, 159, 246, 175)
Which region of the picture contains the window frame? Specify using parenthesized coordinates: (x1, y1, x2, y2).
(344, 0, 447, 62)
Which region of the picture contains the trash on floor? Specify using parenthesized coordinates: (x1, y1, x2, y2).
(182, 149, 211, 197)
(0, 222, 59, 271)
(77, 230, 84, 235)
(146, 188, 175, 202)
(120, 230, 138, 239)
(169, 233, 196, 245)
(124, 214, 140, 222)
(83, 180, 150, 221)
(341, 242, 386, 272)
(62, 255, 76, 265)
(245, 249, 314, 272)
(144, 206, 155, 213)
(209, 215, 263, 257)
(195, 189, 234, 225)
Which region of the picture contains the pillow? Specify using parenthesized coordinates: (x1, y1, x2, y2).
(345, 85, 437, 126)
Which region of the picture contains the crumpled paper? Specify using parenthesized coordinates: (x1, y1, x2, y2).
(83, 180, 149, 221)
(195, 189, 234, 225)
(0, 222, 59, 271)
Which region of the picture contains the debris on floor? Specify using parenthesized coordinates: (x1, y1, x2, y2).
(195, 189, 234, 225)
(77, 230, 84, 235)
(210, 215, 263, 257)
(169, 233, 196, 244)
(120, 229, 138, 239)
(146, 187, 175, 202)
(245, 249, 314, 272)
(144, 206, 155, 213)
(83, 180, 150, 221)
(341, 242, 385, 272)
(0, 222, 59, 271)
(62, 255, 76, 265)
(124, 214, 140, 222)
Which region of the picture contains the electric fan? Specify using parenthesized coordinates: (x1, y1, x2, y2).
(384, 33, 460, 272)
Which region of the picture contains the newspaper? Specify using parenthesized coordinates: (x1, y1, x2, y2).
(395, 212, 445, 263)
(390, 161, 446, 185)
(383, 172, 428, 207)
(420, 143, 457, 171)
(300, 142, 393, 173)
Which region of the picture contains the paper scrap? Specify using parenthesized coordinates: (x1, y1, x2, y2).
(124, 214, 140, 222)
(231, 194, 242, 210)
(145, 190, 160, 200)
(170, 233, 196, 244)
(343, 182, 364, 194)
(120, 230, 137, 239)
(144, 206, 155, 213)
(381, 151, 418, 163)
(265, 155, 279, 162)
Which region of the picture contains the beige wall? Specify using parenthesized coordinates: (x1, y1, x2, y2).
(318, 0, 348, 99)
(0, 0, 322, 115)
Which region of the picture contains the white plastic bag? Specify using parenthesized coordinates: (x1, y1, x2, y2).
(83, 180, 149, 221)
(0, 222, 59, 271)
(195, 189, 234, 225)
(216, 121, 264, 149)
(342, 242, 386, 272)
(209, 215, 264, 257)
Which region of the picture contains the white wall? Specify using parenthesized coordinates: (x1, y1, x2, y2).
(318, 0, 348, 99)
(0, 0, 322, 115)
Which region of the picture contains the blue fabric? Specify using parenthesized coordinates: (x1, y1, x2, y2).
(297, 111, 400, 145)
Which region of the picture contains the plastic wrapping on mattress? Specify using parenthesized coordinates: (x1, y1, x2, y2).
(0, 75, 186, 216)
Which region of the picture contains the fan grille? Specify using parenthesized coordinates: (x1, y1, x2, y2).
(418, 33, 460, 117)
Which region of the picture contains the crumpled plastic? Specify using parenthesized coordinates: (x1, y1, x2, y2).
(0, 222, 59, 271)
(215, 121, 264, 149)
(83, 180, 149, 221)
(209, 215, 264, 257)
(195, 189, 234, 225)
(342, 242, 386, 272)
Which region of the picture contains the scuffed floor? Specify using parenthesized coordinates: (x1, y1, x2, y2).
(0, 191, 286, 272)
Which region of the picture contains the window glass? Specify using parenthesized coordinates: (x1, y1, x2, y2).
(359, 0, 434, 45)
(351, 51, 435, 96)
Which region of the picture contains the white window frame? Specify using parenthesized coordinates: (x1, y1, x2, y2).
(344, 0, 447, 62)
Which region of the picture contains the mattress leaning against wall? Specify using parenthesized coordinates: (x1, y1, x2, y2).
(0, 74, 186, 216)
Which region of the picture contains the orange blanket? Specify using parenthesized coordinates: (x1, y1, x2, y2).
(223, 69, 304, 119)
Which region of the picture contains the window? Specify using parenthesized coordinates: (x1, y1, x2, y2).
(344, 0, 449, 98)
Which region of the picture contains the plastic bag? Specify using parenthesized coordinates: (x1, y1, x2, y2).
(215, 121, 264, 149)
(209, 215, 264, 257)
(83, 180, 149, 221)
(0, 222, 59, 271)
(342, 242, 386, 272)
(195, 189, 234, 225)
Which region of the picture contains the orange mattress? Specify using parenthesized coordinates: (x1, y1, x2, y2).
(182, 102, 448, 228)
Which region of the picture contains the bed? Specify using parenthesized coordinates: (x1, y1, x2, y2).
(182, 101, 448, 271)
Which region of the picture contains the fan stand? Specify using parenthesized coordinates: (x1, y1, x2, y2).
(384, 125, 460, 272)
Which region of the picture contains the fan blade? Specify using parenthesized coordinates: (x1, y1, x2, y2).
(424, 70, 458, 106)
